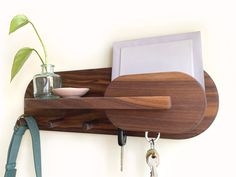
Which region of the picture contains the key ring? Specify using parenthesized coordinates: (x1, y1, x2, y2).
(145, 131, 160, 149)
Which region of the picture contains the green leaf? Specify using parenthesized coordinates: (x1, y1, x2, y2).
(9, 15, 29, 34)
(11, 47, 33, 81)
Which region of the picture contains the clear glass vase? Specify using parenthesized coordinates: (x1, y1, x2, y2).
(33, 64, 62, 99)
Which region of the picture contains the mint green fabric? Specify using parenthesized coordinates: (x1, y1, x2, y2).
(4, 116, 42, 177)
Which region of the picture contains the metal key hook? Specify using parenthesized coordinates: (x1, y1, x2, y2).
(16, 114, 28, 127)
(145, 131, 160, 149)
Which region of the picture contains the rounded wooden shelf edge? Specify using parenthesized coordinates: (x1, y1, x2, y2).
(105, 72, 207, 134)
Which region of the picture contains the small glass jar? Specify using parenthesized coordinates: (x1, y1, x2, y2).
(33, 64, 62, 99)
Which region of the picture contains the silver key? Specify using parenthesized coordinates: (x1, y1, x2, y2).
(118, 129, 126, 172)
(146, 149, 159, 177)
(120, 145, 124, 171)
(150, 166, 158, 177)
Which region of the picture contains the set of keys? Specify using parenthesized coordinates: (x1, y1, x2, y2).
(145, 132, 160, 177)
(117, 129, 160, 177)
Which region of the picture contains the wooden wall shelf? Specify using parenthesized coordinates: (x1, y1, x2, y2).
(25, 96, 171, 110)
(24, 67, 219, 139)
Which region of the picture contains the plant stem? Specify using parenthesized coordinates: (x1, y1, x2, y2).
(29, 21, 48, 64)
(33, 49, 47, 71)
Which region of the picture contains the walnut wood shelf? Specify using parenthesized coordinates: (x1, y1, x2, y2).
(25, 96, 171, 110)
(24, 67, 219, 139)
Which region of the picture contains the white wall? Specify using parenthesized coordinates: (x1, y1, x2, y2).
(0, 0, 235, 177)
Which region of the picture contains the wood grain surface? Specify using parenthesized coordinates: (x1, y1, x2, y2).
(25, 96, 171, 110)
(105, 72, 206, 134)
(24, 67, 219, 139)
